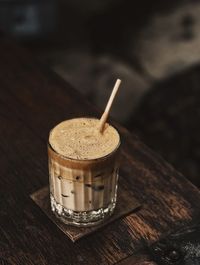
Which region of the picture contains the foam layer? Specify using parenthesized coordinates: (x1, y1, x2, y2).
(49, 118, 120, 160)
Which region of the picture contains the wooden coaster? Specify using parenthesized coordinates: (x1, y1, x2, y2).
(30, 178, 141, 242)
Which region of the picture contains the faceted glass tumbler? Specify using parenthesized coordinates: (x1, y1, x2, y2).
(48, 140, 120, 227)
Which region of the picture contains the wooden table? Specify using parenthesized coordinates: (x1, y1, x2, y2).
(1, 38, 200, 265)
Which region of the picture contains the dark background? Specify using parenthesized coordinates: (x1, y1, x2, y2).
(1, 0, 200, 187)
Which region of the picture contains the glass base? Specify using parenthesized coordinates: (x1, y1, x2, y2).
(50, 194, 116, 227)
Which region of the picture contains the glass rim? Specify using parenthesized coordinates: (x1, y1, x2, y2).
(48, 117, 121, 162)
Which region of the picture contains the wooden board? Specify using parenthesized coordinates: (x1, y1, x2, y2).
(31, 183, 141, 242)
(0, 38, 200, 265)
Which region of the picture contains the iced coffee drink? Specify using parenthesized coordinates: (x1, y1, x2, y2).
(48, 117, 120, 226)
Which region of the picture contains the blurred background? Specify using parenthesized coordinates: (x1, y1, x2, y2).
(1, 0, 200, 187)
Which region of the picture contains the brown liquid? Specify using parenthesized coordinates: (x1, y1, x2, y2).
(49, 118, 120, 160)
(48, 118, 120, 225)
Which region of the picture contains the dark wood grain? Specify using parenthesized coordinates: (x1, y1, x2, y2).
(116, 251, 156, 265)
(1, 38, 200, 265)
(119, 219, 200, 265)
